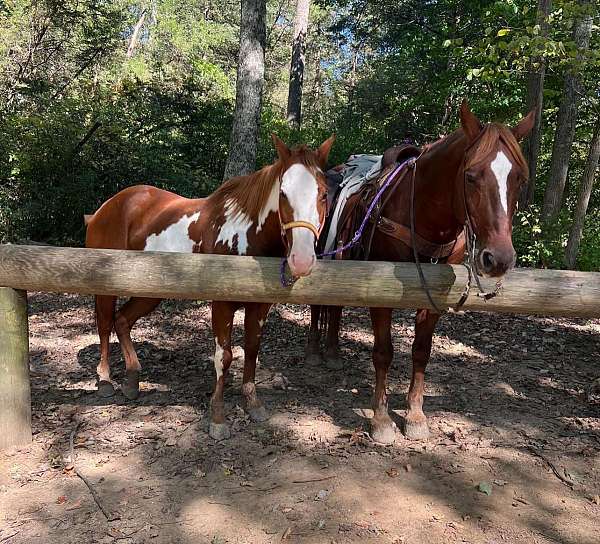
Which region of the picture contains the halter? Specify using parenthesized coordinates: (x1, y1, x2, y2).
(281, 220, 320, 240)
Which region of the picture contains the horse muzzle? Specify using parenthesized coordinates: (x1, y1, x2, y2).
(477, 245, 516, 278)
(287, 251, 316, 277)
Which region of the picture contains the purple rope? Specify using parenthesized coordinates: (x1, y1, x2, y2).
(280, 157, 415, 287)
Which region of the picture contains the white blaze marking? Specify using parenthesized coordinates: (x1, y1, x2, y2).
(214, 339, 224, 381)
(280, 164, 319, 258)
(258, 319, 264, 328)
(144, 212, 200, 252)
(490, 151, 512, 214)
(216, 199, 253, 255)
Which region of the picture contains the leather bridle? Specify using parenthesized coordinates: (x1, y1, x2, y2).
(408, 126, 505, 313)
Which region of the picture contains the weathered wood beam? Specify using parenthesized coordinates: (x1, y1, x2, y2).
(0, 244, 599, 318)
(0, 287, 31, 449)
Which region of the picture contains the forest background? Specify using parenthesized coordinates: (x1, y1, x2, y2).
(0, 0, 598, 270)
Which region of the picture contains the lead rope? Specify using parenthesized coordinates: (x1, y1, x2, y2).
(409, 159, 445, 314)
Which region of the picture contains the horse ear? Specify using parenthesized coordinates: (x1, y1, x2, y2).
(459, 99, 482, 142)
(511, 108, 536, 141)
(271, 133, 290, 161)
(316, 134, 335, 167)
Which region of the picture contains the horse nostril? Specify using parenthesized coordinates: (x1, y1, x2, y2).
(481, 250, 495, 270)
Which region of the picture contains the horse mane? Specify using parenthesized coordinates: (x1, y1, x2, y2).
(422, 123, 528, 179)
(208, 145, 326, 220)
(466, 123, 529, 178)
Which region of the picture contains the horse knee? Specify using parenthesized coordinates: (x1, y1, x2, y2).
(114, 313, 130, 337)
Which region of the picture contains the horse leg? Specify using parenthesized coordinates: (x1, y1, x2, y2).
(241, 302, 271, 422)
(95, 295, 116, 397)
(324, 306, 343, 370)
(209, 301, 236, 440)
(404, 309, 441, 440)
(113, 297, 161, 400)
(305, 305, 322, 365)
(369, 307, 397, 444)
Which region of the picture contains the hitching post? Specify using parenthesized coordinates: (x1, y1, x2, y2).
(0, 287, 32, 449)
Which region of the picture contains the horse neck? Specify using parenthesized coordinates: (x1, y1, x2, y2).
(412, 130, 467, 241)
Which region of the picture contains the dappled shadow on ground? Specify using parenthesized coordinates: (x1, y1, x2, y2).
(1, 294, 599, 543)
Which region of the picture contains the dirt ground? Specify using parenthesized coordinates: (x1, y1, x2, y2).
(1, 293, 600, 544)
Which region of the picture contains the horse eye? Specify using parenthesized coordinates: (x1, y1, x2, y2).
(465, 172, 478, 184)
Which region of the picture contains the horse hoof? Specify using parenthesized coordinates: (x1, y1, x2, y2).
(97, 381, 115, 398)
(404, 418, 430, 440)
(371, 422, 397, 445)
(122, 384, 140, 400)
(324, 356, 344, 371)
(209, 422, 231, 441)
(247, 405, 270, 423)
(122, 372, 140, 400)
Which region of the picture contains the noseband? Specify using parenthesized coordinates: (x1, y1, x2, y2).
(281, 220, 320, 240)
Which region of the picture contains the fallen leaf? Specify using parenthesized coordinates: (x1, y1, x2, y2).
(477, 482, 492, 496)
(386, 468, 399, 478)
(56, 495, 68, 504)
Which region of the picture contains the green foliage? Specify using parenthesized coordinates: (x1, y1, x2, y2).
(0, 0, 598, 270)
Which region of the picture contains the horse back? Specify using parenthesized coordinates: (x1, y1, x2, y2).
(85, 185, 204, 251)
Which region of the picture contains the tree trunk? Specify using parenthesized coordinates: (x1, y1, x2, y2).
(541, 0, 592, 222)
(223, 0, 266, 180)
(127, 9, 147, 58)
(564, 117, 600, 269)
(286, 0, 310, 128)
(520, 0, 551, 207)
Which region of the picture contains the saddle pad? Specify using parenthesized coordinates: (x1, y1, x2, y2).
(323, 154, 383, 256)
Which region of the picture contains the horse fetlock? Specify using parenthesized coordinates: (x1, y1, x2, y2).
(210, 398, 226, 423)
(241, 381, 257, 401)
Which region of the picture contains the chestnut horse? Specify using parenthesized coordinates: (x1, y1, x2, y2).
(86, 134, 334, 439)
(307, 102, 534, 444)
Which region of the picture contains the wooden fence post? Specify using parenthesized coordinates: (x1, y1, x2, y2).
(0, 288, 31, 450)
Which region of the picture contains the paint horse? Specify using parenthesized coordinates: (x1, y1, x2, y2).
(86, 134, 334, 439)
(307, 101, 534, 444)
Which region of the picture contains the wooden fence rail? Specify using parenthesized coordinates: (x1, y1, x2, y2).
(1, 244, 599, 449)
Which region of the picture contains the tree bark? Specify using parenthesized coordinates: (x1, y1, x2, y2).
(520, 0, 551, 207)
(127, 9, 147, 58)
(223, 0, 267, 180)
(541, 0, 592, 222)
(286, 0, 310, 128)
(564, 116, 600, 269)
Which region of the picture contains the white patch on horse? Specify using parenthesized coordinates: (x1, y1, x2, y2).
(490, 151, 512, 214)
(281, 164, 319, 254)
(144, 211, 200, 253)
(257, 181, 280, 233)
(216, 199, 253, 255)
(258, 319, 264, 328)
(214, 339, 224, 381)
